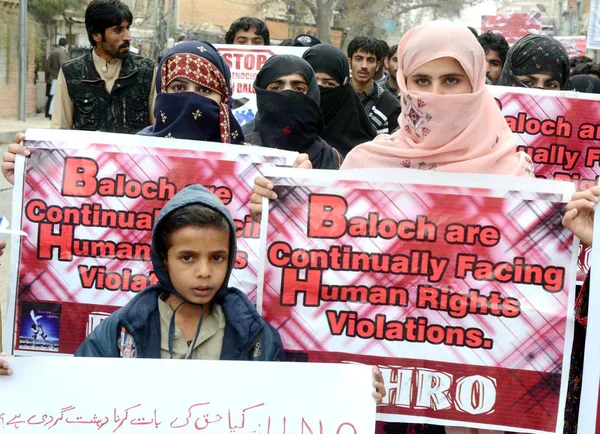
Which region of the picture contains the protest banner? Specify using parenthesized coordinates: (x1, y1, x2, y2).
(258, 168, 577, 433)
(587, 0, 600, 50)
(214, 44, 307, 126)
(0, 356, 375, 433)
(6, 129, 296, 356)
(577, 208, 600, 434)
(490, 86, 600, 281)
(555, 36, 588, 57)
(481, 13, 542, 45)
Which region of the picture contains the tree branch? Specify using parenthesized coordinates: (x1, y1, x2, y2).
(393, 2, 441, 14)
(297, 0, 317, 16)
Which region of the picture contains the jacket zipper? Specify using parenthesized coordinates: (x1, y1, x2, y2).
(123, 100, 127, 124)
(243, 324, 265, 359)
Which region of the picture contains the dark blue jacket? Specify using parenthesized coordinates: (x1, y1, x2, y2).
(75, 184, 284, 361)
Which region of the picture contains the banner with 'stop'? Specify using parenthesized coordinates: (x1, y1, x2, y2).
(258, 168, 577, 434)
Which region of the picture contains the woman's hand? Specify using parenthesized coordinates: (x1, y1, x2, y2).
(2, 133, 30, 185)
(249, 153, 312, 223)
(372, 366, 386, 405)
(562, 186, 600, 246)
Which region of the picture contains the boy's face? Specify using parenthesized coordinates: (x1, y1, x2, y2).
(164, 225, 230, 307)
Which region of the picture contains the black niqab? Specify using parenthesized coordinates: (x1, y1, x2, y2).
(302, 43, 376, 156)
(243, 55, 342, 169)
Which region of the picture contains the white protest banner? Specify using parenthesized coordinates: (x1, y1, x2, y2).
(587, 0, 600, 50)
(0, 357, 375, 433)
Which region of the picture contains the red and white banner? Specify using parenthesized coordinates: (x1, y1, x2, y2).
(554, 36, 588, 57)
(6, 129, 295, 356)
(491, 86, 600, 281)
(481, 13, 542, 45)
(259, 168, 577, 433)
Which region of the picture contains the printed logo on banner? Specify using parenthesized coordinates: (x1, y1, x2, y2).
(86, 312, 111, 336)
(18, 302, 61, 352)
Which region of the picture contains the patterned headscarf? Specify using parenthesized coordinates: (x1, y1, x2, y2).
(497, 34, 570, 90)
(140, 41, 244, 143)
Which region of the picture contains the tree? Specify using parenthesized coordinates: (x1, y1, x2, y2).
(259, 0, 489, 45)
(29, 0, 85, 23)
(29, 0, 87, 30)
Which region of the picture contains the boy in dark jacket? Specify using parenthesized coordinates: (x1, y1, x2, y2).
(75, 184, 284, 360)
(0, 184, 386, 404)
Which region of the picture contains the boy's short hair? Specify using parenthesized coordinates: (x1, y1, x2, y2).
(225, 17, 270, 45)
(348, 36, 383, 62)
(387, 44, 398, 60)
(85, 0, 133, 46)
(477, 31, 509, 65)
(157, 204, 230, 259)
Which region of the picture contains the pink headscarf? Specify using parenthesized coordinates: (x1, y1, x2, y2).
(341, 21, 533, 176)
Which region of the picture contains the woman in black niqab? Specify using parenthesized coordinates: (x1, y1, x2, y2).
(242, 55, 342, 169)
(302, 44, 377, 156)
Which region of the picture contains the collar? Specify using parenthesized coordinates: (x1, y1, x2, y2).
(358, 80, 378, 100)
(92, 48, 122, 68)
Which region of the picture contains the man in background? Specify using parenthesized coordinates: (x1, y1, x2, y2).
(45, 38, 70, 118)
(225, 17, 270, 45)
(477, 31, 509, 85)
(52, 0, 156, 133)
(381, 44, 399, 102)
(374, 39, 389, 84)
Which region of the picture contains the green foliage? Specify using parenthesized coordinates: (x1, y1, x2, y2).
(28, 0, 87, 24)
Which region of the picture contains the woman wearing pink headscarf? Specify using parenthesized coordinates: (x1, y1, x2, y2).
(341, 21, 532, 175)
(249, 21, 532, 434)
(250, 21, 533, 219)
